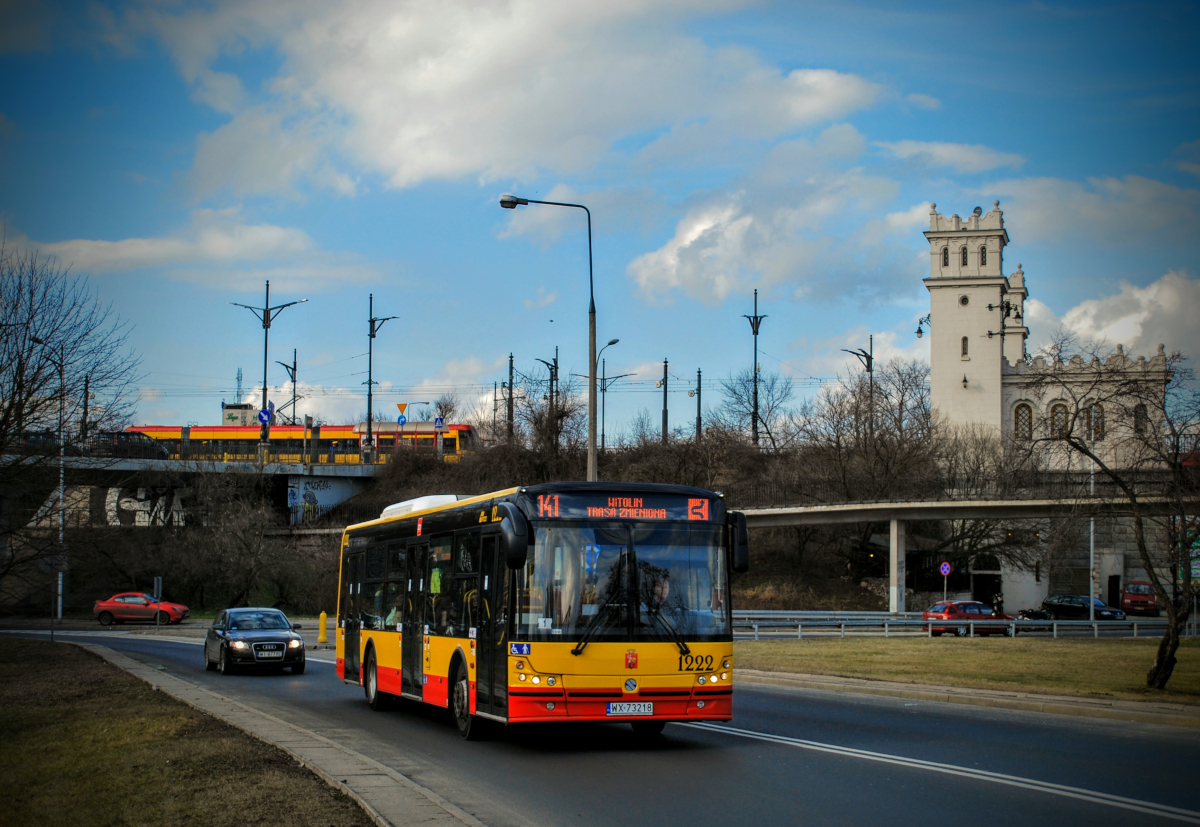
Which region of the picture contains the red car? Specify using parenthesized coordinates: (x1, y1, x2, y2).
(923, 601, 1016, 637)
(94, 592, 190, 626)
(1122, 581, 1159, 616)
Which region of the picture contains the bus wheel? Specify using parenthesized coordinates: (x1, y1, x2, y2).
(364, 650, 388, 711)
(631, 720, 666, 737)
(452, 663, 482, 740)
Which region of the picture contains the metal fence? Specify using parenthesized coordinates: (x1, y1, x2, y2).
(731, 610, 1174, 640)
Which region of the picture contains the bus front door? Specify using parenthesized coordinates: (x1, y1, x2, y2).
(343, 554, 363, 683)
(402, 541, 428, 698)
(476, 535, 508, 717)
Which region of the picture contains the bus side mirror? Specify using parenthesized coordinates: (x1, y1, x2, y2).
(497, 502, 529, 569)
(729, 511, 749, 573)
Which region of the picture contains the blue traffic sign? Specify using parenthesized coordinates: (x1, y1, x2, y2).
(258, 409, 271, 424)
(939, 561, 951, 576)
(397, 415, 407, 426)
(434, 416, 445, 431)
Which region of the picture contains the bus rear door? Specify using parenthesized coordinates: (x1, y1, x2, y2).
(402, 540, 428, 698)
(342, 553, 363, 683)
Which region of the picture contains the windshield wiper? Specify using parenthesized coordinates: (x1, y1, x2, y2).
(571, 594, 619, 656)
(645, 607, 691, 656)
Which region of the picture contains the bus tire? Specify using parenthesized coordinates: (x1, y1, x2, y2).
(631, 720, 666, 737)
(452, 662, 483, 740)
(364, 649, 389, 711)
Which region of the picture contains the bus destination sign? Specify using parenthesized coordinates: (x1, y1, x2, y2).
(530, 493, 713, 522)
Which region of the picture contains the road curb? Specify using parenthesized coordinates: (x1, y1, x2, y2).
(735, 669, 1200, 728)
(76, 643, 486, 827)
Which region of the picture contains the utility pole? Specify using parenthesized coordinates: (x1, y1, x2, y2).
(507, 353, 515, 443)
(230, 280, 307, 449)
(365, 294, 397, 464)
(688, 368, 702, 443)
(236, 367, 243, 403)
(663, 359, 669, 443)
(493, 381, 498, 443)
(80, 374, 90, 442)
(275, 349, 298, 424)
(842, 335, 875, 445)
(536, 354, 559, 451)
(744, 290, 766, 447)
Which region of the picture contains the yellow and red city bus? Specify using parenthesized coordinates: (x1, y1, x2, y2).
(335, 482, 750, 739)
(124, 423, 479, 463)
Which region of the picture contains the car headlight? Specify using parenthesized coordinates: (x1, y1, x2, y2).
(288, 639, 302, 649)
(230, 640, 248, 650)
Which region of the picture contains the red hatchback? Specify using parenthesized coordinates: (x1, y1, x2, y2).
(94, 593, 190, 626)
(923, 601, 1016, 637)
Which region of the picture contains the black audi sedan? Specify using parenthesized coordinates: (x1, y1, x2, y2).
(204, 608, 306, 675)
(1041, 594, 1127, 621)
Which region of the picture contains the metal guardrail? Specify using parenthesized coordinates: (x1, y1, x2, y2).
(733, 617, 1173, 640)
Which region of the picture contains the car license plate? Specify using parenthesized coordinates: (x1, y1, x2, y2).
(606, 702, 653, 716)
(257, 650, 283, 658)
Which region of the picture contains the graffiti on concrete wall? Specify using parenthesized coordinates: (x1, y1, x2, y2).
(105, 487, 187, 527)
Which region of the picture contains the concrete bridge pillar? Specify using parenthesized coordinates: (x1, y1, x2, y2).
(889, 519, 906, 614)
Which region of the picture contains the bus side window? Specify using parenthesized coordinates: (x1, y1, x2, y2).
(452, 532, 481, 635)
(427, 535, 454, 635)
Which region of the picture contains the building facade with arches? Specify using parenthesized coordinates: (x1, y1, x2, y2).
(921, 202, 1172, 611)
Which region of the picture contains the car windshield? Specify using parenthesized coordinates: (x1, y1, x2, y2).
(514, 522, 729, 642)
(1128, 584, 1154, 595)
(1089, 598, 1109, 607)
(228, 611, 290, 631)
(141, 594, 159, 603)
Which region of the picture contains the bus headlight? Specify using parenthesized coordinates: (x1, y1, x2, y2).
(721, 672, 727, 681)
(723, 660, 731, 669)
(697, 675, 706, 685)
(547, 677, 556, 686)
(519, 674, 527, 681)
(532, 676, 541, 685)
(710, 674, 719, 683)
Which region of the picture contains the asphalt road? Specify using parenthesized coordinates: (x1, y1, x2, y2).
(9, 630, 1199, 827)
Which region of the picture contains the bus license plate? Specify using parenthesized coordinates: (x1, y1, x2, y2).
(607, 702, 653, 716)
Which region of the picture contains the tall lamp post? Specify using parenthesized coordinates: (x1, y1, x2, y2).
(596, 339, 627, 454)
(365, 294, 397, 464)
(744, 290, 766, 447)
(688, 368, 702, 443)
(500, 194, 599, 481)
(31, 336, 65, 629)
(231, 280, 306, 450)
(843, 335, 874, 445)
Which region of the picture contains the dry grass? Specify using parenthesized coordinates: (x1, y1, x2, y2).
(0, 639, 374, 827)
(733, 579, 885, 611)
(734, 637, 1200, 705)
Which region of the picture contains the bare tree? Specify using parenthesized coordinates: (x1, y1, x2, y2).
(0, 241, 140, 592)
(1013, 336, 1200, 689)
(435, 392, 461, 423)
(716, 369, 795, 450)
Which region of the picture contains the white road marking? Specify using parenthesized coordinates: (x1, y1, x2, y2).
(681, 722, 1200, 824)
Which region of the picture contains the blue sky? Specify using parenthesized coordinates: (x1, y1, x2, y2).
(2, 0, 1197, 432)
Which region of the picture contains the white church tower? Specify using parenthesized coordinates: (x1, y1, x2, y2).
(922, 201, 1029, 431)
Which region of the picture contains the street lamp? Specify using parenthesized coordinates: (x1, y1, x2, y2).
(364, 294, 397, 464)
(501, 193, 599, 481)
(743, 290, 766, 447)
(596, 339, 627, 453)
(842, 335, 874, 444)
(31, 335, 65, 629)
(230, 280, 307, 452)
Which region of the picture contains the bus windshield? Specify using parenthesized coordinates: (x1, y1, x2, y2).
(514, 522, 729, 642)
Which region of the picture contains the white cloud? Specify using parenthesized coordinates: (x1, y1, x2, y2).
(878, 140, 1024, 173)
(904, 93, 941, 110)
(988, 175, 1200, 244)
(134, 1, 882, 197)
(15, 209, 379, 290)
(1024, 270, 1200, 359)
(524, 287, 557, 310)
(627, 124, 907, 305)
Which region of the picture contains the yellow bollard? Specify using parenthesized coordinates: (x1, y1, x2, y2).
(318, 611, 328, 644)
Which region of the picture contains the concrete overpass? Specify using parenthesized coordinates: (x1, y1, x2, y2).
(741, 497, 1198, 615)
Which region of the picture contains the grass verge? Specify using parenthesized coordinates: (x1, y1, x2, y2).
(0, 639, 374, 827)
(734, 637, 1200, 705)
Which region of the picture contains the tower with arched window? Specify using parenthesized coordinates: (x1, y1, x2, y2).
(923, 201, 1028, 431)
